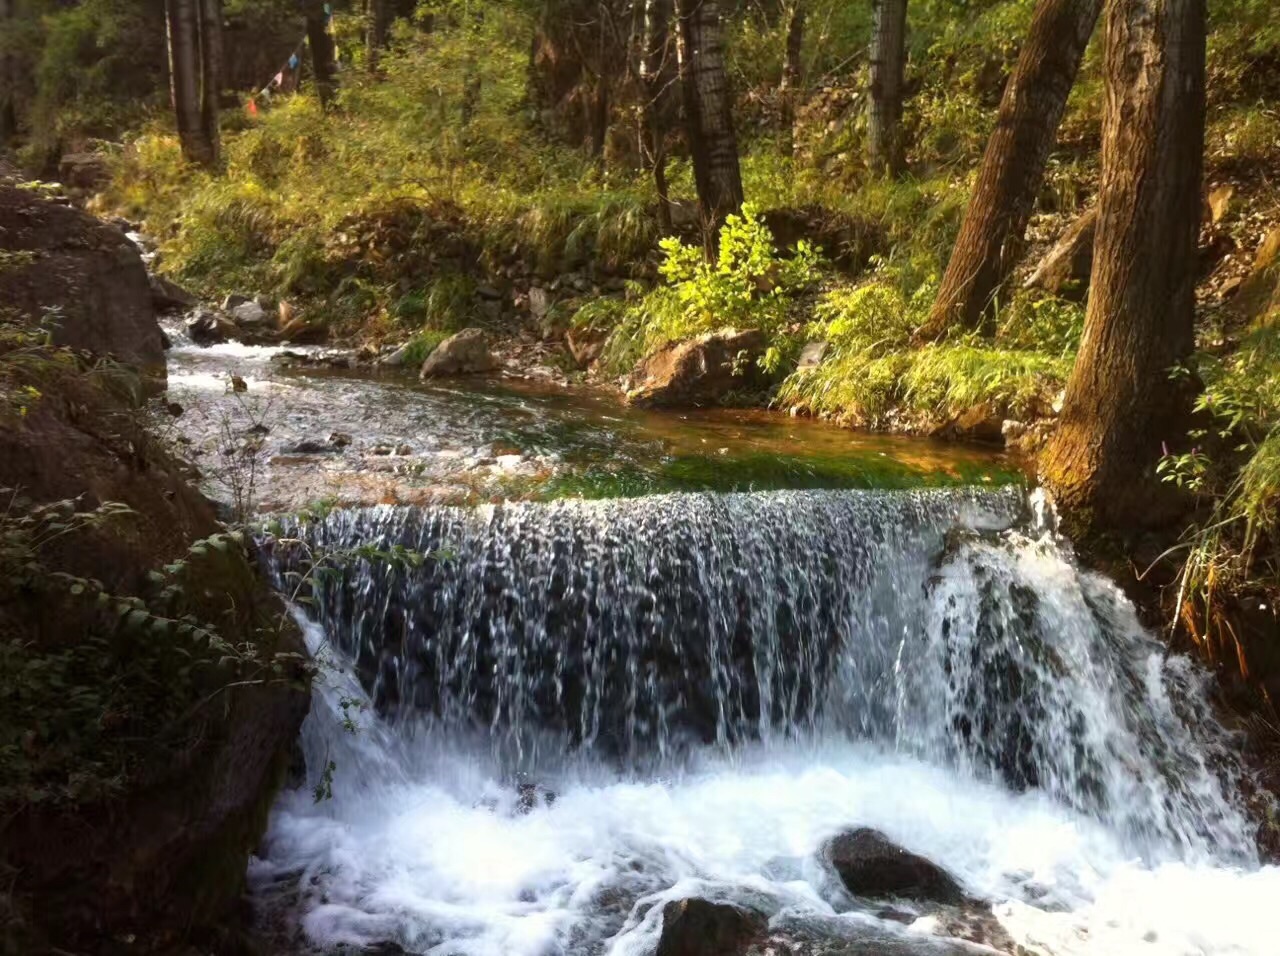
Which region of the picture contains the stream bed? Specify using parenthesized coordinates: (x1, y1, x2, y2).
(162, 329, 1280, 955)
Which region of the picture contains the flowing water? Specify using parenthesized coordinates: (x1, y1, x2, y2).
(162, 329, 1279, 954)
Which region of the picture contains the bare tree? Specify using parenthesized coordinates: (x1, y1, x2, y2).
(367, 0, 392, 71)
(166, 0, 214, 165)
(640, 0, 675, 233)
(307, 0, 338, 110)
(780, 0, 805, 93)
(918, 0, 1102, 340)
(0, 0, 15, 148)
(1041, 0, 1207, 538)
(199, 0, 223, 166)
(867, 0, 907, 176)
(674, 0, 744, 253)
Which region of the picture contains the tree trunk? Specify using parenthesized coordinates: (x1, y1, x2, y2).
(367, 0, 391, 71)
(166, 0, 213, 165)
(641, 0, 674, 234)
(867, 0, 907, 177)
(0, 0, 15, 148)
(306, 0, 338, 110)
(198, 0, 223, 166)
(1041, 0, 1207, 539)
(780, 0, 804, 92)
(674, 0, 744, 255)
(918, 0, 1101, 340)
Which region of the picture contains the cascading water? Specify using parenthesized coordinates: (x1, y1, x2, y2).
(252, 488, 1278, 956)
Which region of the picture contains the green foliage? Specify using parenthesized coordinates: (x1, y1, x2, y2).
(398, 329, 451, 367)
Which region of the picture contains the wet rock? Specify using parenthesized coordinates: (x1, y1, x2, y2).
(395, 444, 413, 456)
(420, 328, 499, 378)
(655, 898, 767, 956)
(930, 404, 1005, 445)
(230, 300, 273, 329)
(328, 432, 353, 449)
(566, 326, 608, 368)
(0, 185, 166, 385)
(284, 439, 338, 455)
(150, 274, 198, 313)
(824, 829, 964, 905)
(371, 444, 395, 456)
(229, 374, 249, 393)
(221, 293, 251, 312)
(165, 402, 185, 418)
(186, 310, 237, 346)
(1024, 206, 1096, 299)
(627, 328, 769, 408)
(380, 342, 414, 367)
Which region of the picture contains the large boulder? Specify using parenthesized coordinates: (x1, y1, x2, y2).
(627, 328, 769, 408)
(654, 898, 767, 956)
(1024, 206, 1096, 300)
(0, 185, 166, 386)
(0, 319, 307, 951)
(824, 829, 965, 905)
(420, 327, 499, 377)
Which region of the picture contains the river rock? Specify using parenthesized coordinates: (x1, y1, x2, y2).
(187, 310, 238, 346)
(566, 326, 608, 368)
(1024, 206, 1096, 299)
(57, 151, 110, 192)
(149, 274, 198, 313)
(420, 328, 499, 377)
(231, 300, 273, 329)
(627, 329, 769, 408)
(0, 185, 166, 386)
(654, 898, 767, 956)
(824, 829, 965, 905)
(221, 292, 252, 311)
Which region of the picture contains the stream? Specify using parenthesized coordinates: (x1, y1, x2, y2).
(164, 328, 1280, 955)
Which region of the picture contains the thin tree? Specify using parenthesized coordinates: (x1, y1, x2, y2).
(199, 0, 224, 166)
(867, 0, 907, 176)
(0, 0, 15, 148)
(779, 0, 805, 151)
(674, 0, 744, 254)
(367, 0, 391, 71)
(640, 0, 675, 233)
(1041, 0, 1207, 537)
(918, 0, 1102, 341)
(307, 0, 338, 110)
(166, 0, 214, 165)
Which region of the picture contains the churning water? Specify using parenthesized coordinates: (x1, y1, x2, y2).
(252, 488, 1279, 955)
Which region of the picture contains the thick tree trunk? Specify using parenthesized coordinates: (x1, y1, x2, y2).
(1041, 0, 1207, 539)
(867, 0, 907, 177)
(167, 0, 213, 166)
(674, 0, 744, 255)
(641, 0, 674, 234)
(367, 0, 391, 71)
(306, 0, 338, 110)
(198, 0, 223, 166)
(0, 0, 15, 148)
(918, 0, 1101, 340)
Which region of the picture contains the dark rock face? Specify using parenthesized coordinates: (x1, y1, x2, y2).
(824, 829, 965, 905)
(149, 273, 198, 313)
(0, 185, 166, 385)
(655, 898, 767, 956)
(627, 328, 769, 408)
(0, 334, 308, 951)
(420, 328, 499, 377)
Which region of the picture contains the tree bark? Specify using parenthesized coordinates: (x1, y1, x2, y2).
(367, 0, 391, 72)
(306, 0, 338, 110)
(198, 0, 223, 166)
(867, 0, 907, 177)
(1041, 0, 1207, 539)
(918, 0, 1101, 340)
(641, 0, 674, 234)
(167, 0, 213, 165)
(780, 0, 804, 92)
(0, 0, 15, 147)
(674, 0, 744, 255)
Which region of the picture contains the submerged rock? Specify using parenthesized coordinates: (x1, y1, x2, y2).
(187, 309, 238, 345)
(627, 328, 769, 408)
(655, 898, 767, 956)
(824, 829, 965, 905)
(420, 328, 499, 377)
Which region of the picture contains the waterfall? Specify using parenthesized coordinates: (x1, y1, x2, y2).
(253, 488, 1271, 956)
